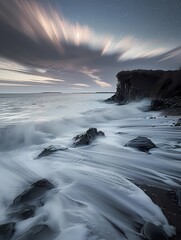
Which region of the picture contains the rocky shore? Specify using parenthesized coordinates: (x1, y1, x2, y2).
(106, 69, 181, 115)
(105, 69, 181, 240)
(0, 77, 180, 239)
(138, 185, 181, 240)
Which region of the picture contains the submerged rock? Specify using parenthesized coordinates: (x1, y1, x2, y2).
(73, 128, 105, 147)
(0, 222, 15, 240)
(10, 179, 55, 208)
(125, 136, 156, 152)
(7, 205, 35, 221)
(17, 224, 56, 240)
(37, 145, 68, 158)
(141, 222, 168, 240)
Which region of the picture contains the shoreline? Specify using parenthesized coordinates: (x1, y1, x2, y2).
(137, 184, 181, 240)
(0, 93, 180, 239)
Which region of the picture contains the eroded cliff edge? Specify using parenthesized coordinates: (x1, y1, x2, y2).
(106, 70, 181, 103)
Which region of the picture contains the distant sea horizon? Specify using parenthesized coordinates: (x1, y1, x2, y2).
(0, 91, 115, 95)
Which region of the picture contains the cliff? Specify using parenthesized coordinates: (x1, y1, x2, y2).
(106, 70, 181, 103)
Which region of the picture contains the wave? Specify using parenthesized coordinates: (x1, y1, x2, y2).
(0, 96, 180, 239)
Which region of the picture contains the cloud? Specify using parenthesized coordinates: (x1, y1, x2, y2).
(0, 1, 181, 92)
(0, 69, 64, 85)
(158, 47, 181, 62)
(73, 83, 90, 87)
(80, 67, 112, 88)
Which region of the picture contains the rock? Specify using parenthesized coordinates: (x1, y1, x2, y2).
(150, 99, 168, 111)
(169, 190, 181, 207)
(7, 205, 35, 220)
(104, 92, 125, 104)
(141, 222, 168, 240)
(0, 222, 15, 240)
(73, 128, 105, 147)
(115, 132, 127, 135)
(86, 128, 105, 138)
(97, 131, 105, 136)
(86, 128, 99, 139)
(125, 136, 156, 152)
(105, 70, 181, 103)
(74, 132, 91, 146)
(174, 118, 181, 126)
(105, 70, 162, 103)
(16, 224, 56, 240)
(37, 145, 68, 158)
(10, 179, 55, 208)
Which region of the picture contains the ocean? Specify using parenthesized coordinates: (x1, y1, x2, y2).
(0, 93, 180, 240)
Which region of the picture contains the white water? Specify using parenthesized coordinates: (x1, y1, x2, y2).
(0, 93, 180, 239)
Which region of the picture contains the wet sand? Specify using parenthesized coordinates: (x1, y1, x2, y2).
(138, 185, 181, 240)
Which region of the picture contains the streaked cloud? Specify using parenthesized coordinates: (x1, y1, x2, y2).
(80, 67, 112, 88)
(0, 1, 180, 92)
(73, 83, 90, 87)
(0, 1, 172, 59)
(0, 70, 63, 83)
(159, 47, 181, 62)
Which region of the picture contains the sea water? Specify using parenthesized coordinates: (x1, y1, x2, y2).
(0, 93, 180, 239)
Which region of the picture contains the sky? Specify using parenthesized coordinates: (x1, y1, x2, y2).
(0, 0, 181, 93)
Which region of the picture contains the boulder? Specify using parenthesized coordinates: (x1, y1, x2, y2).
(86, 128, 105, 138)
(10, 179, 55, 208)
(125, 136, 156, 152)
(0, 222, 15, 240)
(141, 222, 168, 240)
(16, 224, 56, 240)
(73, 128, 105, 147)
(37, 145, 68, 158)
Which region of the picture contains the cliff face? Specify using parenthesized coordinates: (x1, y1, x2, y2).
(107, 70, 181, 103)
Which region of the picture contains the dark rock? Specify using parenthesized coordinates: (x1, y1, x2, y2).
(0, 222, 15, 240)
(115, 132, 127, 135)
(174, 144, 181, 149)
(86, 128, 105, 139)
(7, 205, 35, 220)
(150, 98, 175, 111)
(125, 136, 156, 152)
(74, 132, 91, 146)
(105, 70, 181, 103)
(86, 128, 99, 139)
(105, 70, 162, 103)
(174, 118, 181, 127)
(141, 222, 168, 240)
(148, 96, 181, 115)
(10, 179, 55, 208)
(37, 145, 68, 158)
(17, 224, 56, 240)
(104, 92, 125, 104)
(97, 131, 105, 136)
(73, 128, 105, 147)
(169, 190, 181, 207)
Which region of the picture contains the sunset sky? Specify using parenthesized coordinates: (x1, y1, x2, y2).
(0, 0, 181, 93)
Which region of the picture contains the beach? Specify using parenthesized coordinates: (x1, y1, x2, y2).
(0, 93, 180, 240)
